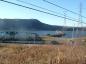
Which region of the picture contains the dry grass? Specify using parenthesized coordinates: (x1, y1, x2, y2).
(0, 44, 86, 64)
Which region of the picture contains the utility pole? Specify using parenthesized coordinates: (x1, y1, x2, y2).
(72, 24, 75, 39)
(80, 2, 83, 37)
(62, 11, 67, 38)
(79, 2, 83, 37)
(64, 11, 67, 29)
(76, 2, 83, 38)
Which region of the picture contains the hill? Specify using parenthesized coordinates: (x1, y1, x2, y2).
(0, 19, 85, 31)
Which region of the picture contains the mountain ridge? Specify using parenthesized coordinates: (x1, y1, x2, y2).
(0, 19, 85, 31)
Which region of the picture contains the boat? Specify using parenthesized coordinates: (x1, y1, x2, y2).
(50, 31, 65, 37)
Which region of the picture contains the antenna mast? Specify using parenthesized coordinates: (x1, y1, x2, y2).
(76, 2, 82, 38)
(80, 2, 83, 37)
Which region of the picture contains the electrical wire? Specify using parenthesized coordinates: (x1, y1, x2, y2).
(0, 0, 86, 24)
(17, 0, 79, 22)
(16, 0, 58, 14)
(43, 0, 86, 19)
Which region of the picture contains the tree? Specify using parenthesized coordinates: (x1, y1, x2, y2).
(6, 31, 18, 41)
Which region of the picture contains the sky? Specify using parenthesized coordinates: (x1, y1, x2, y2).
(0, 0, 86, 27)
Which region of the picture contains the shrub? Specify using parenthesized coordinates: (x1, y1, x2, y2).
(50, 41, 59, 45)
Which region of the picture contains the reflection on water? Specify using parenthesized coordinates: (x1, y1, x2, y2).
(0, 31, 86, 38)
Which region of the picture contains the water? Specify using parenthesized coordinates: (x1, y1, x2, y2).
(0, 31, 86, 38)
(29, 31, 86, 38)
(28, 31, 86, 38)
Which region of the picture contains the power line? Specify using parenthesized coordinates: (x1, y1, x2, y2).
(17, 0, 79, 21)
(16, 0, 58, 14)
(17, 0, 79, 22)
(43, 0, 86, 19)
(0, 0, 86, 25)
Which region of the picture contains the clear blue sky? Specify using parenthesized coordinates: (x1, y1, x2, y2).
(0, 0, 86, 27)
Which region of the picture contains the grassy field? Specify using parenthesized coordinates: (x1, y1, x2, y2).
(0, 43, 86, 64)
